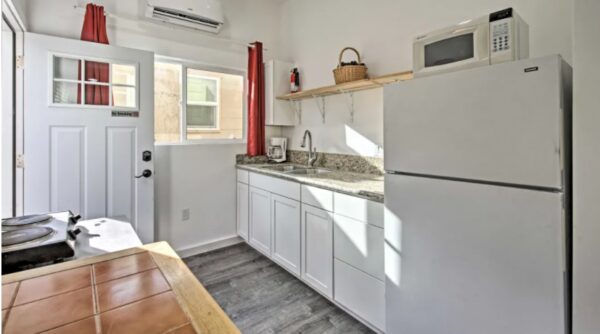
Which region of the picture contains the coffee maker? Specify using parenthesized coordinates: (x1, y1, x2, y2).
(267, 137, 287, 163)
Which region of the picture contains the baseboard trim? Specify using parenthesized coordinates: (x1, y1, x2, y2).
(176, 235, 243, 258)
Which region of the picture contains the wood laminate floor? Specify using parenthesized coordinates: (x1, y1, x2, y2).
(184, 242, 374, 334)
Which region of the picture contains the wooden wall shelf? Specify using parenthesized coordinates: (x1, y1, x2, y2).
(276, 70, 413, 101)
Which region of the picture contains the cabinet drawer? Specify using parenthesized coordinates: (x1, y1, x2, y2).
(334, 259, 385, 331)
(334, 192, 383, 228)
(334, 214, 384, 280)
(250, 172, 300, 200)
(237, 169, 249, 184)
(301, 185, 333, 211)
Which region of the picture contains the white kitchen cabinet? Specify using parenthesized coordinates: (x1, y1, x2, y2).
(301, 204, 333, 298)
(249, 186, 271, 256)
(264, 59, 295, 126)
(271, 194, 301, 276)
(334, 192, 384, 228)
(334, 259, 385, 331)
(236, 182, 249, 241)
(333, 213, 384, 280)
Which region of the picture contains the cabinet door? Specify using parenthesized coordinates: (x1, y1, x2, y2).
(271, 194, 301, 275)
(334, 259, 385, 330)
(334, 213, 384, 280)
(301, 204, 333, 298)
(249, 186, 271, 256)
(236, 182, 249, 241)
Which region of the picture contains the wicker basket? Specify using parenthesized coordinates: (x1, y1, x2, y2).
(333, 47, 368, 84)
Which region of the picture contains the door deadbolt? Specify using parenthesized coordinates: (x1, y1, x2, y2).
(142, 150, 152, 162)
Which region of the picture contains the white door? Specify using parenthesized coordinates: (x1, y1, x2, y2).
(301, 204, 333, 298)
(271, 194, 301, 275)
(385, 174, 566, 334)
(236, 182, 249, 241)
(23, 33, 154, 242)
(384, 55, 566, 189)
(249, 186, 271, 256)
(1, 18, 15, 217)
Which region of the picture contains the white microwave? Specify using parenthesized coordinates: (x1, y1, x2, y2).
(413, 8, 529, 77)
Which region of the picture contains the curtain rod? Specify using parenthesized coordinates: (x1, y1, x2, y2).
(72, 5, 268, 51)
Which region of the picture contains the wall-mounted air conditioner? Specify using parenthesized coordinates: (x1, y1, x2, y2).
(146, 0, 224, 34)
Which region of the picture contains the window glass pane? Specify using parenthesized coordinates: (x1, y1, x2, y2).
(112, 64, 136, 86)
(83, 84, 110, 106)
(187, 70, 217, 103)
(187, 105, 217, 128)
(185, 69, 244, 140)
(154, 62, 182, 143)
(53, 56, 80, 80)
(53, 81, 79, 104)
(112, 86, 136, 108)
(84, 60, 109, 83)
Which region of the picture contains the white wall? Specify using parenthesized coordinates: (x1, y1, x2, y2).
(279, 0, 574, 156)
(572, 0, 600, 332)
(20, 0, 284, 253)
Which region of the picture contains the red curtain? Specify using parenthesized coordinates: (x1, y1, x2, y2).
(78, 3, 110, 105)
(247, 42, 266, 156)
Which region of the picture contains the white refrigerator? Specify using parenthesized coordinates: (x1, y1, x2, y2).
(383, 55, 571, 334)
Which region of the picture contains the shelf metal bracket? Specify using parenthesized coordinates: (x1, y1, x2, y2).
(339, 89, 355, 123)
(288, 100, 302, 125)
(313, 95, 326, 123)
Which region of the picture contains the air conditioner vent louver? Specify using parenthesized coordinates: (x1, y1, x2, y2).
(153, 7, 221, 27)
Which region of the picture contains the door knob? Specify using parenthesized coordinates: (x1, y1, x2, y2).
(135, 169, 152, 178)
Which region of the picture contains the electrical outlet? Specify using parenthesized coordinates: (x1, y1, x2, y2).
(182, 208, 190, 221)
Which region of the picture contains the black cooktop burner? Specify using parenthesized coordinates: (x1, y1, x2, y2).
(2, 227, 54, 246)
(2, 214, 52, 226)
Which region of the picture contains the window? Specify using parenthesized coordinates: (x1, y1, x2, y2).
(50, 54, 138, 110)
(154, 60, 245, 143)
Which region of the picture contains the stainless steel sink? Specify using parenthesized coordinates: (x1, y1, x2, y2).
(285, 168, 331, 175)
(260, 165, 305, 172)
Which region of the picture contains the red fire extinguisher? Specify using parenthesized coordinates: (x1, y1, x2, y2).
(290, 68, 300, 93)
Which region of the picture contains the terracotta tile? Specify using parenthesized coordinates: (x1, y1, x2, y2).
(4, 287, 94, 334)
(41, 316, 97, 334)
(96, 268, 170, 312)
(94, 252, 157, 284)
(100, 291, 189, 334)
(167, 323, 197, 334)
(14, 266, 92, 306)
(2, 282, 18, 309)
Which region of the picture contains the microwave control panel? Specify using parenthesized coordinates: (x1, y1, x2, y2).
(491, 19, 512, 53)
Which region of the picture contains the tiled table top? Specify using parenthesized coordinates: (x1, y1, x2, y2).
(2, 242, 238, 334)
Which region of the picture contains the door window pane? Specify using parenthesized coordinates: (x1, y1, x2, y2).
(112, 86, 136, 108)
(84, 60, 110, 83)
(53, 56, 80, 80)
(53, 81, 79, 104)
(187, 105, 217, 128)
(112, 64, 136, 86)
(83, 84, 110, 106)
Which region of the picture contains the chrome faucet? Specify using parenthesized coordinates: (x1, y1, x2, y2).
(300, 130, 318, 167)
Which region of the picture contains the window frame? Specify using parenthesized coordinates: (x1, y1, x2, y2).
(48, 52, 139, 111)
(154, 56, 247, 145)
(184, 72, 221, 131)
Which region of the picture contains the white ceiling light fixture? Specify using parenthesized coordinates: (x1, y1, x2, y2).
(145, 0, 225, 34)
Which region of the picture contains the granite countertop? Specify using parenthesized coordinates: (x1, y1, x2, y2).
(236, 163, 384, 203)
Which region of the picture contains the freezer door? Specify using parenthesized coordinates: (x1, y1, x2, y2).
(384, 174, 566, 334)
(384, 55, 567, 189)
